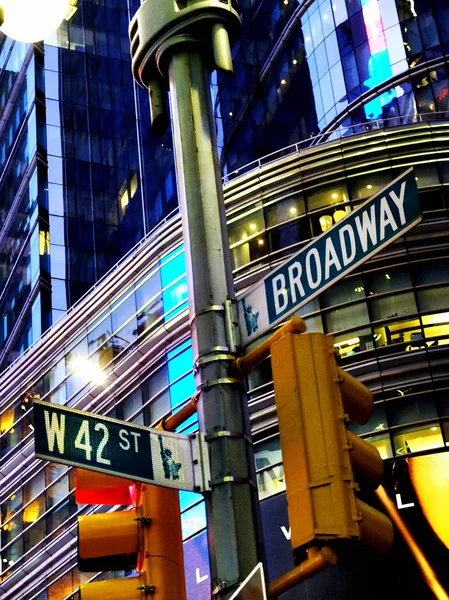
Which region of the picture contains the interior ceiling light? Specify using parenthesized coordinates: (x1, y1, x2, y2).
(0, 0, 77, 43)
(331, 192, 338, 199)
(334, 336, 360, 348)
(333, 209, 347, 223)
(319, 215, 333, 232)
(366, 184, 373, 189)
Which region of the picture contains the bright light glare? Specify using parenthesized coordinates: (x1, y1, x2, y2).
(0, 0, 73, 43)
(70, 355, 107, 386)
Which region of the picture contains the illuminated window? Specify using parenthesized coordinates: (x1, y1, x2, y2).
(264, 194, 305, 227)
(256, 463, 285, 500)
(181, 501, 207, 541)
(334, 327, 373, 355)
(167, 341, 197, 434)
(364, 431, 393, 459)
(392, 423, 445, 456)
(422, 312, 449, 346)
(349, 170, 392, 200)
(254, 437, 285, 499)
(306, 183, 349, 211)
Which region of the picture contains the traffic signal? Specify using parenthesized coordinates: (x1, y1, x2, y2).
(76, 469, 186, 599)
(270, 331, 393, 561)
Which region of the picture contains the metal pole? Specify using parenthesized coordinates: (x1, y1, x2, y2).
(167, 49, 259, 597)
(266, 546, 337, 599)
(129, 3, 259, 594)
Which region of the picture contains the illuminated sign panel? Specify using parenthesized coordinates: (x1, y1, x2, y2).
(259, 453, 449, 598)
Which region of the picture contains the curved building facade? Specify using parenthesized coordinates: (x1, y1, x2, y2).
(1, 1, 449, 599)
(1, 121, 448, 598)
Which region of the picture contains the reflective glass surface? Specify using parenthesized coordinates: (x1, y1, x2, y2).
(216, 0, 449, 174)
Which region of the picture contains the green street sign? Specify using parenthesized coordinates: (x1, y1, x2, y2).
(238, 168, 422, 345)
(33, 400, 209, 492)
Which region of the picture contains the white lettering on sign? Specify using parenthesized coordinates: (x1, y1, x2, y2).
(379, 197, 397, 240)
(305, 247, 321, 289)
(389, 181, 406, 223)
(42, 407, 144, 466)
(196, 568, 208, 584)
(273, 273, 288, 314)
(280, 525, 291, 540)
(94, 423, 111, 465)
(396, 493, 415, 509)
(44, 410, 65, 454)
(75, 420, 93, 461)
(324, 237, 342, 279)
(288, 262, 305, 303)
(119, 429, 131, 450)
(355, 204, 377, 251)
(339, 223, 356, 266)
(119, 429, 141, 452)
(130, 431, 141, 452)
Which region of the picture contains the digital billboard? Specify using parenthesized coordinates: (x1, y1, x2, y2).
(259, 452, 449, 599)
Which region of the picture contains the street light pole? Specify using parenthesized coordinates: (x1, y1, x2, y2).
(130, 2, 260, 598)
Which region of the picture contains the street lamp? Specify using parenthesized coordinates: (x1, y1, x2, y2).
(0, 0, 77, 43)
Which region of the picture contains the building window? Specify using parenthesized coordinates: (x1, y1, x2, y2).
(392, 423, 445, 455)
(369, 291, 417, 322)
(324, 300, 369, 333)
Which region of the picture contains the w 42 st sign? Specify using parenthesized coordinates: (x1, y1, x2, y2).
(33, 400, 209, 492)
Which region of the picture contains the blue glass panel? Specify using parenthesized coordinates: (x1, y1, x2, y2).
(177, 414, 198, 434)
(167, 341, 195, 410)
(179, 490, 203, 512)
(160, 246, 188, 320)
(181, 501, 207, 540)
(167, 339, 191, 375)
(363, 49, 396, 119)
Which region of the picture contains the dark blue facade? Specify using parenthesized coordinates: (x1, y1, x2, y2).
(215, 0, 449, 174)
(0, 0, 179, 369)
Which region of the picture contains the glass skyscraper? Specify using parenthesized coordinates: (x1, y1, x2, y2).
(0, 0, 179, 371)
(1, 0, 449, 598)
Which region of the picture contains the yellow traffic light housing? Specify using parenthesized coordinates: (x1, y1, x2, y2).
(270, 331, 393, 561)
(76, 471, 186, 599)
(78, 508, 140, 572)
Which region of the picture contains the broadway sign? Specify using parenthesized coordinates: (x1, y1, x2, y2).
(238, 168, 422, 345)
